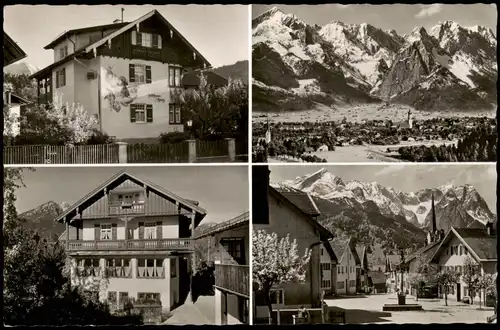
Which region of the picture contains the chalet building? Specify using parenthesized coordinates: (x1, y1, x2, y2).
(252, 166, 337, 321)
(30, 10, 211, 140)
(367, 270, 387, 294)
(330, 238, 360, 295)
(195, 212, 250, 325)
(384, 254, 401, 293)
(429, 223, 497, 305)
(56, 169, 206, 313)
(356, 246, 370, 292)
(4, 32, 27, 66)
(182, 71, 228, 90)
(3, 91, 31, 136)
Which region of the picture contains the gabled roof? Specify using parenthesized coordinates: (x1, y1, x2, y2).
(430, 227, 497, 263)
(44, 22, 130, 49)
(368, 270, 386, 285)
(385, 254, 401, 272)
(403, 240, 441, 265)
(182, 71, 228, 88)
(269, 186, 333, 242)
(4, 32, 27, 67)
(195, 212, 249, 239)
(31, 10, 211, 79)
(356, 246, 367, 267)
(273, 186, 320, 217)
(329, 237, 360, 264)
(54, 169, 206, 224)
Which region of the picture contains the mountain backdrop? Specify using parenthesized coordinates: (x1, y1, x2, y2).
(17, 201, 70, 240)
(3, 62, 39, 76)
(252, 7, 497, 112)
(273, 168, 496, 269)
(212, 60, 248, 83)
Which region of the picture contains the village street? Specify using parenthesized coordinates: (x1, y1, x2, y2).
(324, 293, 495, 324)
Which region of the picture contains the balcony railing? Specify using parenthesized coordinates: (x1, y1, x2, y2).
(215, 264, 249, 297)
(67, 238, 192, 252)
(108, 203, 145, 215)
(132, 45, 162, 61)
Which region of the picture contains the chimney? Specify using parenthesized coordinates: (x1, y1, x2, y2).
(252, 165, 270, 225)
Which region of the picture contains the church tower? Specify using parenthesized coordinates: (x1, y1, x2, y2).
(427, 193, 437, 245)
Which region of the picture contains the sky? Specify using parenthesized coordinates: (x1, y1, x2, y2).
(252, 4, 497, 36)
(269, 164, 497, 213)
(15, 166, 249, 225)
(4, 5, 249, 70)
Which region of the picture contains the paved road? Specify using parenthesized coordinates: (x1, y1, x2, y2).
(163, 295, 215, 325)
(324, 293, 494, 324)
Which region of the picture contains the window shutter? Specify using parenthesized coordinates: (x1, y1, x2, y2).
(137, 32, 142, 46)
(152, 34, 158, 48)
(131, 30, 137, 45)
(138, 222, 144, 239)
(130, 104, 136, 123)
(146, 66, 152, 84)
(156, 221, 162, 239)
(129, 64, 135, 83)
(112, 223, 117, 240)
(62, 68, 66, 86)
(94, 224, 101, 241)
(157, 35, 162, 49)
(146, 105, 153, 123)
(56, 71, 60, 88)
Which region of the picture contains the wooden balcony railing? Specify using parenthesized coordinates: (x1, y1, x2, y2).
(215, 264, 249, 297)
(132, 45, 162, 61)
(67, 238, 192, 251)
(108, 203, 145, 215)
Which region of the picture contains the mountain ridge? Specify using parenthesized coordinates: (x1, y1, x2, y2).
(252, 8, 497, 112)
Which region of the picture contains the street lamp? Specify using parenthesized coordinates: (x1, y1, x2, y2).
(186, 119, 193, 140)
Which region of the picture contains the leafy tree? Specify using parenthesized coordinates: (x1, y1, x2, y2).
(252, 230, 311, 323)
(435, 268, 461, 306)
(462, 256, 480, 304)
(172, 73, 248, 139)
(476, 273, 496, 309)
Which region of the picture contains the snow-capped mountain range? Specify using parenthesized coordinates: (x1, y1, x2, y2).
(4, 62, 39, 76)
(252, 7, 497, 111)
(273, 168, 495, 232)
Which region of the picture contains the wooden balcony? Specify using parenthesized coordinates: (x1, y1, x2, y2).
(108, 203, 145, 216)
(132, 45, 162, 61)
(67, 238, 192, 252)
(215, 264, 249, 298)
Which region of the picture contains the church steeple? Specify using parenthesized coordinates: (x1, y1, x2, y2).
(431, 193, 437, 233)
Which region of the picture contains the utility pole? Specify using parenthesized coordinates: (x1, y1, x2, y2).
(121, 8, 125, 23)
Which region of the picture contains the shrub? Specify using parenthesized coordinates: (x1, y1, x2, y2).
(159, 131, 190, 144)
(85, 129, 115, 145)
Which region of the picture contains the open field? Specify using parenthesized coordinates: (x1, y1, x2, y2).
(253, 103, 496, 124)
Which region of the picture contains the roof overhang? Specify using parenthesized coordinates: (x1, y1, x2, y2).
(83, 10, 211, 68)
(269, 186, 333, 241)
(195, 212, 249, 239)
(4, 32, 27, 67)
(54, 169, 207, 225)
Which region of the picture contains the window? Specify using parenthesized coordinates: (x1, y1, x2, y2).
(349, 280, 356, 287)
(56, 68, 66, 88)
(106, 258, 131, 278)
(100, 224, 112, 240)
(338, 267, 340, 274)
(60, 45, 68, 59)
(107, 291, 117, 305)
(130, 104, 153, 123)
(454, 246, 458, 255)
(84, 290, 99, 302)
(169, 103, 182, 124)
(221, 239, 245, 264)
(169, 66, 182, 87)
(321, 248, 324, 256)
(78, 258, 100, 276)
(137, 259, 164, 278)
(134, 64, 146, 84)
(321, 280, 331, 288)
(238, 296, 248, 324)
(337, 281, 345, 289)
(144, 222, 157, 239)
(170, 258, 177, 278)
(269, 289, 284, 304)
(321, 263, 331, 271)
(132, 31, 162, 49)
(137, 292, 161, 304)
(119, 292, 129, 308)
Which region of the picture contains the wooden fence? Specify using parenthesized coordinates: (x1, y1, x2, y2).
(3, 144, 119, 164)
(127, 143, 189, 163)
(3, 138, 244, 164)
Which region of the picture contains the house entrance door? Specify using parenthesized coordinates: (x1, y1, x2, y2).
(178, 256, 190, 304)
(456, 283, 461, 301)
